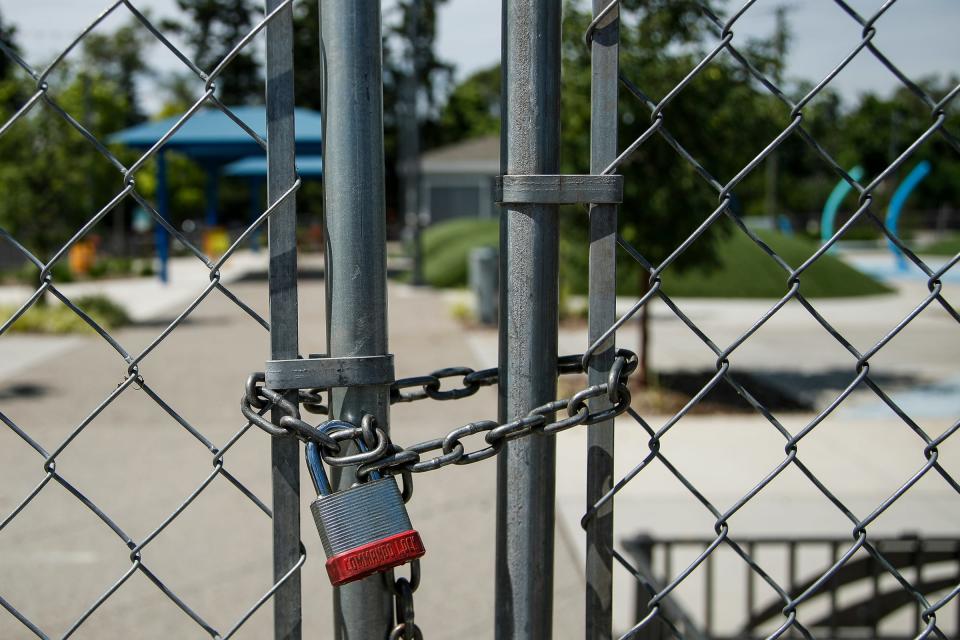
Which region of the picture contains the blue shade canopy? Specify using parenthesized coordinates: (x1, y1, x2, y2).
(224, 155, 324, 178)
(109, 106, 323, 163)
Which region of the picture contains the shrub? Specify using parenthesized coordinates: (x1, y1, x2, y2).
(0, 294, 130, 334)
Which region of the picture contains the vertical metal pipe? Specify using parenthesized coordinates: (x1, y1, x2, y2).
(585, 2, 619, 638)
(871, 551, 880, 637)
(264, 1, 300, 638)
(788, 540, 797, 639)
(398, 0, 423, 286)
(249, 177, 263, 252)
(154, 150, 170, 283)
(205, 166, 220, 227)
(319, 1, 393, 637)
(495, 0, 561, 637)
(913, 540, 923, 635)
(705, 546, 715, 634)
(744, 542, 754, 634)
(629, 535, 657, 640)
(954, 544, 959, 636)
(829, 541, 839, 636)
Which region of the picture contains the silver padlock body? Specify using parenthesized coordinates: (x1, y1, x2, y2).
(311, 476, 412, 557)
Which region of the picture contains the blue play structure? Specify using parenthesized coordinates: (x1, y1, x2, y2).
(885, 160, 932, 271)
(223, 155, 324, 252)
(821, 162, 931, 272)
(820, 166, 865, 252)
(111, 107, 323, 282)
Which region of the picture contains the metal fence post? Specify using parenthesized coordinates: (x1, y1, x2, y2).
(265, 1, 301, 638)
(495, 0, 561, 637)
(398, 0, 424, 286)
(319, 1, 394, 637)
(585, 2, 619, 638)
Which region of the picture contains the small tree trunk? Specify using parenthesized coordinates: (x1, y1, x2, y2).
(636, 270, 650, 388)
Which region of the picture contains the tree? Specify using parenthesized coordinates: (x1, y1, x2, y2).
(0, 8, 28, 114)
(832, 79, 960, 216)
(0, 18, 145, 260)
(435, 64, 500, 145)
(283, 1, 453, 228)
(383, 0, 454, 232)
(555, 1, 788, 384)
(162, 0, 263, 105)
(432, 2, 824, 384)
(291, 1, 321, 110)
(0, 8, 18, 82)
(81, 20, 152, 126)
(382, 0, 454, 149)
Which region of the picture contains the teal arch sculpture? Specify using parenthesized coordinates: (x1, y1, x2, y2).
(886, 160, 932, 271)
(821, 166, 865, 251)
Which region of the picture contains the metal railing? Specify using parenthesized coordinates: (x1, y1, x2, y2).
(624, 535, 960, 640)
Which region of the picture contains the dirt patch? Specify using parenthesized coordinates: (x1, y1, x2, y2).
(560, 369, 812, 416)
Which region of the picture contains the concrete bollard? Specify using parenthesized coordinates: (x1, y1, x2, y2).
(469, 246, 498, 326)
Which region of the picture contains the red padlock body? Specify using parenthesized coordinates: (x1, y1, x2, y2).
(325, 529, 425, 586)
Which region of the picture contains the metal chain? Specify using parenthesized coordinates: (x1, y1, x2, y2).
(241, 349, 637, 479)
(389, 353, 587, 404)
(386, 561, 422, 640)
(242, 350, 635, 640)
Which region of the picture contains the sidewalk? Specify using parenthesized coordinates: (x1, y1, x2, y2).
(463, 276, 959, 634)
(0, 275, 582, 639)
(0, 251, 272, 323)
(1, 262, 956, 637)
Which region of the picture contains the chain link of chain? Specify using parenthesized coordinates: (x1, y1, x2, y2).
(386, 560, 422, 640)
(242, 351, 636, 639)
(241, 349, 637, 479)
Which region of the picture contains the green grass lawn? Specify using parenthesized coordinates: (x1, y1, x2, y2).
(923, 232, 960, 256)
(657, 229, 892, 298)
(417, 218, 892, 298)
(419, 218, 500, 288)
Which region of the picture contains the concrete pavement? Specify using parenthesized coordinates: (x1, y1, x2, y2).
(0, 271, 582, 639)
(1, 258, 957, 638)
(465, 276, 960, 636)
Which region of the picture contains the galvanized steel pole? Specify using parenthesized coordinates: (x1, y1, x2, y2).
(398, 0, 424, 286)
(265, 1, 301, 638)
(585, 2, 619, 638)
(495, 0, 561, 637)
(319, 1, 393, 637)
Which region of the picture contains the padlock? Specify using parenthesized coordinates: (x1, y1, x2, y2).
(306, 422, 425, 586)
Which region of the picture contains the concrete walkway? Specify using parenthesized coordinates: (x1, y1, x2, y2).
(0, 251, 271, 323)
(1, 258, 957, 637)
(464, 276, 959, 635)
(0, 271, 581, 639)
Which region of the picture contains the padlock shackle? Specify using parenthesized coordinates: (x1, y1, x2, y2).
(315, 419, 356, 436)
(317, 419, 383, 481)
(306, 420, 383, 496)
(306, 441, 332, 495)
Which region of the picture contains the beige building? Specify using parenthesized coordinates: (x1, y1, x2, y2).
(420, 135, 499, 224)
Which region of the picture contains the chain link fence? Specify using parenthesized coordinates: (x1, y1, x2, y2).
(580, 1, 959, 638)
(0, 0, 958, 639)
(0, 1, 303, 637)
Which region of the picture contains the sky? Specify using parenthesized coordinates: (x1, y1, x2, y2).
(1, 0, 958, 112)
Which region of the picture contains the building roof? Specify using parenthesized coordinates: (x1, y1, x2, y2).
(224, 155, 323, 179)
(421, 135, 499, 175)
(109, 106, 323, 164)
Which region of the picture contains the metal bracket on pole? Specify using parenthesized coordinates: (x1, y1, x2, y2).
(494, 174, 623, 205)
(265, 354, 395, 390)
